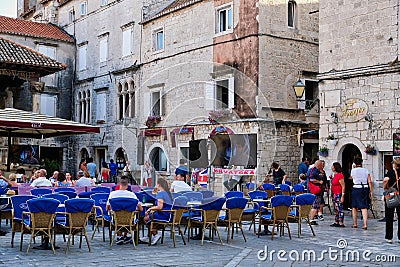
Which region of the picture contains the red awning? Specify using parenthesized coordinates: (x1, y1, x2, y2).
(0, 108, 99, 138)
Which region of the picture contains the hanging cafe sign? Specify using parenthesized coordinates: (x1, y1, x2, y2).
(339, 98, 369, 123)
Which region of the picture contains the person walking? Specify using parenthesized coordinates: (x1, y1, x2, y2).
(350, 157, 372, 230)
(330, 162, 345, 227)
(383, 158, 400, 243)
(109, 159, 118, 183)
(298, 158, 309, 182)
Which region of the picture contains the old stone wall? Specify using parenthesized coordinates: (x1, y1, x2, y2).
(319, 0, 397, 74)
(258, 0, 319, 115)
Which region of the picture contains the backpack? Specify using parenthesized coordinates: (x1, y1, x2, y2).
(307, 167, 322, 195)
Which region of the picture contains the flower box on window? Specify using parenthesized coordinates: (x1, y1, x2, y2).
(145, 115, 161, 128)
(365, 145, 377, 155)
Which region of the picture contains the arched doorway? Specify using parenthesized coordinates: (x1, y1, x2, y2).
(149, 147, 167, 172)
(80, 148, 89, 161)
(341, 144, 362, 209)
(115, 147, 127, 170)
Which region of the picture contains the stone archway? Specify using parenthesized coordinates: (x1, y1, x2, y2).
(340, 144, 362, 210)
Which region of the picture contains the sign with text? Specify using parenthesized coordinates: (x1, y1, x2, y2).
(339, 98, 368, 123)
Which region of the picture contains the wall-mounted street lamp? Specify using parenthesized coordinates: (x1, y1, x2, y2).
(293, 79, 306, 99)
(292, 79, 320, 113)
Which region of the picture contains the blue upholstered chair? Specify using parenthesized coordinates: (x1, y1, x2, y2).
(258, 195, 293, 240)
(288, 193, 316, 237)
(225, 191, 244, 199)
(10, 195, 37, 248)
(187, 197, 226, 245)
(55, 198, 94, 254)
(109, 197, 139, 249)
(20, 198, 59, 254)
(218, 197, 248, 242)
(148, 196, 188, 247)
(90, 193, 111, 242)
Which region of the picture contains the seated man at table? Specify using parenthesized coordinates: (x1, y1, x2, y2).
(75, 170, 95, 187)
(30, 169, 52, 187)
(171, 173, 192, 193)
(106, 176, 143, 245)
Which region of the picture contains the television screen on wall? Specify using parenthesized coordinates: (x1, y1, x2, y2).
(210, 134, 257, 168)
(10, 145, 40, 165)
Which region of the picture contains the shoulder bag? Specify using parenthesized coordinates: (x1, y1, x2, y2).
(384, 169, 400, 208)
(307, 167, 322, 195)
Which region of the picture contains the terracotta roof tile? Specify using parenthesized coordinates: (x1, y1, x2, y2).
(0, 16, 74, 43)
(0, 36, 66, 70)
(142, 0, 203, 24)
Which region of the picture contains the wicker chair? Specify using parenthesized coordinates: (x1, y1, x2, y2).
(288, 193, 316, 238)
(293, 184, 305, 195)
(224, 191, 244, 199)
(218, 197, 248, 243)
(10, 195, 37, 248)
(261, 183, 275, 198)
(148, 196, 188, 247)
(20, 198, 59, 254)
(90, 193, 111, 241)
(54, 198, 94, 254)
(245, 191, 268, 233)
(279, 184, 291, 196)
(187, 197, 225, 245)
(109, 197, 139, 249)
(258, 195, 292, 240)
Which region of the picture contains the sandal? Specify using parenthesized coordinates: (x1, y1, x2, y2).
(351, 225, 358, 228)
(362, 226, 367, 230)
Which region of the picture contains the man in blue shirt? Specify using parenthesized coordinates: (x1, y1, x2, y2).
(86, 157, 97, 179)
(109, 159, 118, 183)
(175, 159, 189, 183)
(298, 158, 309, 181)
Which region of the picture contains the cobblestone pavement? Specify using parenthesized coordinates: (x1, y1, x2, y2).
(0, 212, 399, 267)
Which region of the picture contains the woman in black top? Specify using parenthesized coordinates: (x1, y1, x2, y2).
(383, 158, 400, 243)
(270, 162, 287, 185)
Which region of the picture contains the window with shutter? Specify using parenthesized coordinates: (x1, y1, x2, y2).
(204, 82, 215, 111)
(78, 45, 87, 71)
(40, 94, 56, 117)
(122, 28, 132, 57)
(96, 92, 106, 122)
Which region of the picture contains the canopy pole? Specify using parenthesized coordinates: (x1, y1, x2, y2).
(6, 130, 11, 172)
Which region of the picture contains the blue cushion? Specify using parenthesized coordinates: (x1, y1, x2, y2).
(261, 214, 272, 220)
(295, 193, 316, 205)
(288, 210, 298, 217)
(65, 198, 94, 213)
(243, 208, 257, 215)
(27, 198, 59, 214)
(271, 195, 292, 207)
(109, 198, 138, 212)
(262, 184, 275, 190)
(226, 197, 248, 209)
(248, 191, 267, 200)
(191, 216, 202, 221)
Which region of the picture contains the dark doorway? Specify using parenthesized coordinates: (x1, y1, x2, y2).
(341, 144, 362, 209)
(303, 143, 319, 162)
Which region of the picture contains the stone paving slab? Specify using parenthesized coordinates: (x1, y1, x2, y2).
(0, 214, 399, 266)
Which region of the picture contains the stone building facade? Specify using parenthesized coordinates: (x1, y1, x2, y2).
(15, 0, 319, 186)
(140, 0, 319, 188)
(318, 0, 400, 212)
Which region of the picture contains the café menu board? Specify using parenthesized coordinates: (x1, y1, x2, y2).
(393, 133, 400, 156)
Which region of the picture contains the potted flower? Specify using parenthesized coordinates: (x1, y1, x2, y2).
(318, 146, 329, 157)
(145, 115, 161, 128)
(365, 145, 377, 155)
(327, 134, 338, 146)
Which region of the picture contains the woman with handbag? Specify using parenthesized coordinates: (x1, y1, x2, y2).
(350, 157, 372, 230)
(383, 158, 400, 243)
